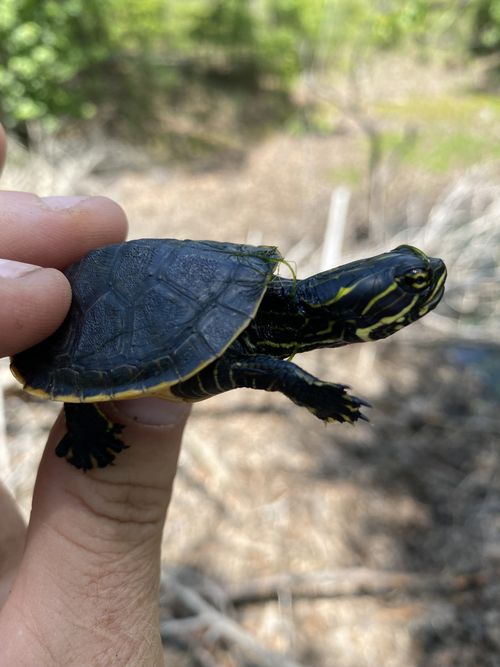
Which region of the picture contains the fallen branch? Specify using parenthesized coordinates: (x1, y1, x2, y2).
(162, 577, 305, 667)
(226, 568, 490, 606)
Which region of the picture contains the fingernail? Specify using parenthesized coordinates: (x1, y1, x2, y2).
(112, 397, 192, 427)
(0, 258, 41, 278)
(42, 196, 90, 211)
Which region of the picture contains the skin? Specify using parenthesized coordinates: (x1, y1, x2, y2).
(0, 124, 191, 666)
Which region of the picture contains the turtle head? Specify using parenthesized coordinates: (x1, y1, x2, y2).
(298, 245, 447, 348)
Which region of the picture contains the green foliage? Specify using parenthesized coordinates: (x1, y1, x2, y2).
(103, 0, 167, 49)
(470, 0, 500, 51)
(0, 0, 492, 135)
(0, 0, 110, 128)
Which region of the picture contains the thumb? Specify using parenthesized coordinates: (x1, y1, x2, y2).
(0, 398, 191, 665)
(0, 260, 71, 357)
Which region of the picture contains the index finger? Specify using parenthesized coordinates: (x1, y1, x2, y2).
(0, 192, 128, 268)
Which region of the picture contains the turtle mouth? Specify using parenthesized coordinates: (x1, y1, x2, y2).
(422, 284, 445, 315)
(419, 259, 447, 316)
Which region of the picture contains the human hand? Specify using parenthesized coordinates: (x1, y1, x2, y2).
(0, 125, 191, 666)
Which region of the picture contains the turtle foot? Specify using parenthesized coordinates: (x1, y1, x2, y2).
(56, 403, 127, 471)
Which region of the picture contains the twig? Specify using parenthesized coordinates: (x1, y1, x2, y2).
(226, 568, 490, 606)
(161, 577, 305, 667)
(191, 644, 222, 667)
(320, 186, 350, 271)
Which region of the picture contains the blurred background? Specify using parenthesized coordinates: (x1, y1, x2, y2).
(1, 1, 500, 665)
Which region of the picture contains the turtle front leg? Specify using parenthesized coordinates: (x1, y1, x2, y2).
(55, 403, 127, 470)
(173, 354, 370, 424)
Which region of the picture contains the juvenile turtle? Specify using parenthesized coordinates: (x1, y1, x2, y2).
(11, 239, 447, 470)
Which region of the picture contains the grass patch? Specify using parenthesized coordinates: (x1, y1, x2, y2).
(379, 128, 500, 173)
(415, 132, 500, 172)
(328, 163, 364, 186)
(373, 93, 500, 173)
(375, 93, 500, 125)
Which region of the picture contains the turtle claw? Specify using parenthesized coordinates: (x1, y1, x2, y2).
(338, 387, 371, 424)
(356, 397, 372, 408)
(347, 397, 371, 422)
(307, 382, 371, 425)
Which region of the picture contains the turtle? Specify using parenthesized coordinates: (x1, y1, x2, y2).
(11, 239, 447, 471)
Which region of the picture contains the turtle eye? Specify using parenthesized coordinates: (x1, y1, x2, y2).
(399, 268, 430, 292)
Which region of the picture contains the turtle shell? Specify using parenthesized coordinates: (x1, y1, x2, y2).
(11, 238, 281, 402)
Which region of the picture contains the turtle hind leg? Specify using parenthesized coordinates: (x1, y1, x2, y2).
(56, 403, 127, 471)
(174, 353, 370, 424)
